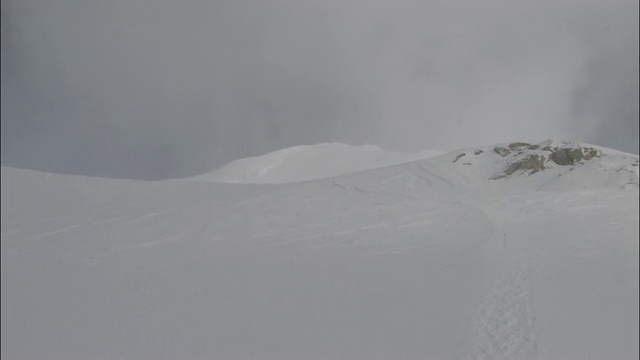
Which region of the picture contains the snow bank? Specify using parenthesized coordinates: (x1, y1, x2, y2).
(192, 143, 443, 184)
(2, 140, 638, 360)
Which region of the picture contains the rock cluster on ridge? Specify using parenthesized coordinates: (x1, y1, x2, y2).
(487, 141, 606, 180)
(439, 140, 637, 189)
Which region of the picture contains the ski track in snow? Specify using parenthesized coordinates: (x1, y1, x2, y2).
(116, 233, 186, 249)
(412, 161, 456, 188)
(122, 209, 171, 224)
(30, 224, 82, 239)
(458, 252, 537, 360)
(332, 180, 418, 200)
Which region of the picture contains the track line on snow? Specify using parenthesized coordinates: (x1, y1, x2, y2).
(412, 161, 455, 188)
(30, 225, 82, 239)
(123, 209, 171, 224)
(332, 180, 418, 200)
(457, 253, 537, 360)
(118, 234, 186, 249)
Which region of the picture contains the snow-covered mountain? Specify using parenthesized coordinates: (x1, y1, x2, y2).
(2, 140, 638, 360)
(192, 142, 443, 184)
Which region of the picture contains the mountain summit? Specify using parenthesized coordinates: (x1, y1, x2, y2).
(192, 143, 443, 184)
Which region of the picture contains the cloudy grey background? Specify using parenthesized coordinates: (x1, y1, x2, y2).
(1, 0, 638, 180)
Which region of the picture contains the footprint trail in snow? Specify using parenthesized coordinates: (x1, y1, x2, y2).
(458, 253, 537, 360)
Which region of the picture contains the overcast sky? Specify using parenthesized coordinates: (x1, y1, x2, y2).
(2, 0, 638, 179)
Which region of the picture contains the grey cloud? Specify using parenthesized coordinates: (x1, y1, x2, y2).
(1, 0, 637, 179)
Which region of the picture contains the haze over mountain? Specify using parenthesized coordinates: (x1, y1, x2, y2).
(2, 1, 638, 358)
(2, 140, 638, 359)
(2, 0, 638, 180)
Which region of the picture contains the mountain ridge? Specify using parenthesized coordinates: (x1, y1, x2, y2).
(190, 140, 639, 190)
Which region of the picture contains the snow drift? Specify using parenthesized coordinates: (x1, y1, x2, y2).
(1, 140, 638, 360)
(192, 142, 443, 184)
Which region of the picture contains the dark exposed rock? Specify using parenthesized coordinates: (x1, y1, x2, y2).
(504, 154, 546, 175)
(490, 154, 546, 180)
(583, 148, 602, 160)
(474, 149, 484, 155)
(452, 153, 466, 163)
(508, 142, 531, 150)
(549, 147, 584, 165)
(493, 147, 511, 157)
(489, 140, 616, 181)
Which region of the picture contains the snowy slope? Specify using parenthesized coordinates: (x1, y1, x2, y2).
(1, 140, 638, 360)
(192, 142, 443, 184)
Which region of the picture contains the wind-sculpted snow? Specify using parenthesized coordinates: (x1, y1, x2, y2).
(191, 142, 443, 184)
(1, 140, 638, 360)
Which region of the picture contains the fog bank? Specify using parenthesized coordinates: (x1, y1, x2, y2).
(2, 0, 637, 179)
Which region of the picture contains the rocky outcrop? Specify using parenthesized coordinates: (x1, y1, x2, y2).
(545, 145, 603, 165)
(583, 148, 602, 161)
(508, 142, 531, 150)
(493, 147, 511, 157)
(548, 147, 583, 165)
(489, 141, 605, 180)
(490, 154, 546, 180)
(452, 153, 466, 163)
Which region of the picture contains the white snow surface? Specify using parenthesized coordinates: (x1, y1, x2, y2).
(192, 142, 444, 184)
(1, 140, 638, 360)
